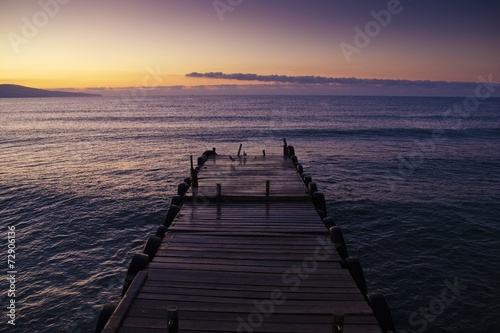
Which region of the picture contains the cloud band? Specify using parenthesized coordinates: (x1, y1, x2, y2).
(186, 71, 498, 91)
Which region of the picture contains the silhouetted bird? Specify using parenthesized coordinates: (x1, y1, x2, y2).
(229, 156, 235, 162)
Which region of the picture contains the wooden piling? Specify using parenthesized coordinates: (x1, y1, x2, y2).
(216, 183, 222, 199)
(166, 306, 178, 333)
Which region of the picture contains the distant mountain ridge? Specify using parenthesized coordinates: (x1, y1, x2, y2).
(0, 84, 101, 98)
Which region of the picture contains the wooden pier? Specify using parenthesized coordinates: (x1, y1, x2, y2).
(97, 143, 395, 333)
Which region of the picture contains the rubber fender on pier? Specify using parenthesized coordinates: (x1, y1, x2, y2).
(322, 216, 336, 229)
(197, 156, 205, 166)
(143, 235, 162, 261)
(171, 195, 184, 206)
(313, 192, 327, 217)
(296, 163, 304, 175)
(303, 175, 312, 186)
(308, 182, 318, 193)
(203, 149, 217, 157)
(164, 205, 181, 227)
(156, 226, 168, 238)
(291, 155, 298, 164)
(183, 177, 192, 186)
(177, 182, 189, 196)
(122, 253, 149, 296)
(287, 145, 295, 156)
(329, 226, 348, 260)
(346, 257, 368, 296)
(126, 253, 149, 277)
(95, 302, 118, 333)
(367, 293, 396, 333)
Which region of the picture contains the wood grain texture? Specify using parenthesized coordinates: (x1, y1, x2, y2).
(108, 153, 382, 332)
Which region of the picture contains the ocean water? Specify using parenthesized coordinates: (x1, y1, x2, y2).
(0, 95, 499, 333)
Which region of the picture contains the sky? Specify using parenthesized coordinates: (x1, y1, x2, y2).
(1, 0, 499, 96)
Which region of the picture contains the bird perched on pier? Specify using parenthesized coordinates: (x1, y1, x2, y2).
(229, 155, 235, 162)
(243, 151, 247, 157)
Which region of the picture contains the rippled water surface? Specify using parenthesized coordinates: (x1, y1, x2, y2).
(0, 96, 499, 333)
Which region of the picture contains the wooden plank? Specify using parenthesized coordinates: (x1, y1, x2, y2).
(136, 287, 366, 301)
(126, 310, 334, 323)
(118, 327, 167, 333)
(158, 245, 336, 255)
(163, 231, 329, 237)
(119, 311, 381, 333)
(102, 271, 148, 333)
(151, 257, 341, 267)
(147, 262, 343, 275)
(174, 215, 319, 220)
(164, 234, 329, 245)
(166, 226, 325, 232)
(153, 314, 374, 333)
(156, 246, 338, 255)
(161, 242, 327, 249)
(168, 222, 324, 228)
(140, 282, 362, 295)
(153, 251, 339, 262)
(120, 316, 334, 332)
(146, 269, 359, 288)
(128, 299, 373, 314)
(161, 241, 327, 248)
(155, 244, 337, 256)
(343, 325, 383, 333)
(167, 227, 326, 234)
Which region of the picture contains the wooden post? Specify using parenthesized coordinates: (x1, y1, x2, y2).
(216, 183, 222, 199)
(262, 149, 266, 156)
(266, 180, 270, 197)
(191, 169, 198, 188)
(332, 313, 344, 333)
(237, 144, 243, 157)
(191, 155, 198, 188)
(167, 306, 178, 333)
(283, 138, 288, 156)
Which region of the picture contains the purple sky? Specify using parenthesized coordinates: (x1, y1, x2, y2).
(1, 0, 499, 96)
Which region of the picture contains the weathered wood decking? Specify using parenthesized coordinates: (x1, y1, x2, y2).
(100, 148, 387, 333)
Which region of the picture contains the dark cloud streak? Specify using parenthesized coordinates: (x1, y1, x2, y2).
(186, 72, 490, 90)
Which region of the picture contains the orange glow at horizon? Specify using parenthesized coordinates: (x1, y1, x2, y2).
(1, 1, 498, 93)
